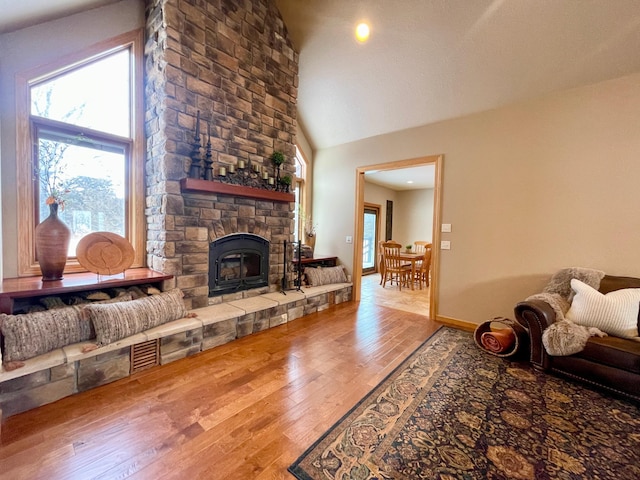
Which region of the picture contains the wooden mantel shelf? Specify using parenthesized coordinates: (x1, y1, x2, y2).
(180, 178, 295, 202)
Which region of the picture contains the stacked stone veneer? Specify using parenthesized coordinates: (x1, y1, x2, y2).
(144, 0, 298, 309)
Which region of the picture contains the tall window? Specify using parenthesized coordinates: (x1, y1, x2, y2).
(294, 146, 308, 243)
(16, 30, 144, 276)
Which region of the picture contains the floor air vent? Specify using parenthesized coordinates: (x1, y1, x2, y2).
(131, 339, 160, 373)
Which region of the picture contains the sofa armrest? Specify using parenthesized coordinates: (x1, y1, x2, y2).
(514, 299, 557, 370)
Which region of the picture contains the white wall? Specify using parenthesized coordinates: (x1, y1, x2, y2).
(312, 72, 640, 325)
(0, 0, 143, 277)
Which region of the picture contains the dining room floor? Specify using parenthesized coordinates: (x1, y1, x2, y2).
(360, 272, 430, 317)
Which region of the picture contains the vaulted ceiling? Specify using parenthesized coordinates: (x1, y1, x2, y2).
(3, 0, 640, 154)
(275, 0, 640, 150)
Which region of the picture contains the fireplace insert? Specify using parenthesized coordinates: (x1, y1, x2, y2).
(209, 233, 269, 296)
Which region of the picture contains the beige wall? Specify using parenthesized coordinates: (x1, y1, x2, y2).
(313, 72, 640, 325)
(0, 0, 144, 278)
(394, 189, 434, 247)
(363, 182, 434, 248)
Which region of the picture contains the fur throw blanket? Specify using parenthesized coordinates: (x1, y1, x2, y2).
(542, 320, 607, 356)
(528, 267, 607, 356)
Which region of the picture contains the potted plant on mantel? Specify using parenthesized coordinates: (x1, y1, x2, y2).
(270, 151, 285, 166)
(280, 174, 292, 193)
(271, 151, 285, 187)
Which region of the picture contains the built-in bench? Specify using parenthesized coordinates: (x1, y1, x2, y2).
(0, 283, 352, 422)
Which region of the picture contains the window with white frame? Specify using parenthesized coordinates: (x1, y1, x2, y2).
(16, 30, 145, 276)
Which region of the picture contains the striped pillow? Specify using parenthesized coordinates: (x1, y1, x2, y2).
(304, 266, 348, 287)
(83, 288, 187, 346)
(1, 306, 93, 362)
(566, 279, 640, 338)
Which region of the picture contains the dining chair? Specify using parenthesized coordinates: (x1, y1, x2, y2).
(414, 241, 431, 254)
(378, 240, 400, 285)
(381, 241, 411, 290)
(414, 245, 432, 289)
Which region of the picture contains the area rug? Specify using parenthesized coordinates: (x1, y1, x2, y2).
(289, 327, 640, 480)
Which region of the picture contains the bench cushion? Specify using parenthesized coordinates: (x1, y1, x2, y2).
(83, 288, 187, 346)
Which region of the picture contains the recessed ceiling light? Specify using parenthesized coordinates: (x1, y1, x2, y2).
(407, 181, 414, 184)
(355, 23, 370, 43)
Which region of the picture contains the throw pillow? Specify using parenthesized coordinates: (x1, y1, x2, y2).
(543, 267, 605, 300)
(565, 279, 640, 338)
(1, 306, 93, 362)
(83, 288, 187, 346)
(0, 294, 134, 363)
(304, 266, 348, 287)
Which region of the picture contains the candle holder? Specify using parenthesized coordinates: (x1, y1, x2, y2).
(203, 136, 213, 181)
(188, 111, 202, 178)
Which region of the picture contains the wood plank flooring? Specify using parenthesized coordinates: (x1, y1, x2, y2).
(0, 300, 441, 479)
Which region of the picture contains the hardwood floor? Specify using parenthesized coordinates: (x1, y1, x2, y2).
(0, 300, 441, 479)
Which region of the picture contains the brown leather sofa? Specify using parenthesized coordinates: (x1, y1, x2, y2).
(515, 275, 640, 403)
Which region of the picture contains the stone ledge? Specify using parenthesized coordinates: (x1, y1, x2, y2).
(0, 283, 352, 418)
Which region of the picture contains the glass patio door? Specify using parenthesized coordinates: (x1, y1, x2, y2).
(362, 205, 379, 274)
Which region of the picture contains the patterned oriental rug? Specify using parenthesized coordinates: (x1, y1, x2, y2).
(289, 327, 640, 480)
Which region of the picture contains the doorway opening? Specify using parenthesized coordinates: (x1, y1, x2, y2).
(353, 155, 443, 320)
(362, 204, 380, 275)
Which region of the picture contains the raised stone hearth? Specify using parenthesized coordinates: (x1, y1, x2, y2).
(0, 283, 352, 418)
(144, 0, 299, 309)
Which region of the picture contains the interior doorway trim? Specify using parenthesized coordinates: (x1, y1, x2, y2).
(353, 154, 444, 320)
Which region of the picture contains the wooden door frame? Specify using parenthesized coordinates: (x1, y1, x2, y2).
(352, 155, 444, 320)
(362, 202, 381, 275)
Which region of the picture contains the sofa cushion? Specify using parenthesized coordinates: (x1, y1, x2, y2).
(576, 335, 640, 375)
(566, 279, 640, 338)
(83, 288, 187, 346)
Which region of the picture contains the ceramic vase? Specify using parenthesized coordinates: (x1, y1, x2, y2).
(35, 203, 71, 281)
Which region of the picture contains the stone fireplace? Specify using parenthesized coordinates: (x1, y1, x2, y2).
(144, 0, 299, 309)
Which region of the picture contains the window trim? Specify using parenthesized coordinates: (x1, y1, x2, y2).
(294, 146, 310, 242)
(16, 29, 145, 277)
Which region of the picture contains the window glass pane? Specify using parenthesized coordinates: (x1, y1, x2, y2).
(31, 49, 130, 137)
(37, 132, 126, 257)
(363, 210, 377, 269)
(295, 146, 305, 178)
(294, 184, 300, 243)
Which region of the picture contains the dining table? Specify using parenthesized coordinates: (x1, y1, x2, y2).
(397, 251, 424, 290)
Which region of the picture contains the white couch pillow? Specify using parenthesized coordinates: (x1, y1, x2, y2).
(565, 279, 640, 338)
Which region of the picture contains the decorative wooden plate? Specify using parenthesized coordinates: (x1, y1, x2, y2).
(76, 232, 135, 275)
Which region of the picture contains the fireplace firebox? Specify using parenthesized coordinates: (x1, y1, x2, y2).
(209, 234, 270, 296)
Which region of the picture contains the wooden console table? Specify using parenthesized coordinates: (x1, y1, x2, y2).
(0, 268, 173, 314)
(292, 256, 338, 268)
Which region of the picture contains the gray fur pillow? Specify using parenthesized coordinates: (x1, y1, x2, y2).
(543, 267, 605, 300)
(83, 288, 187, 346)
